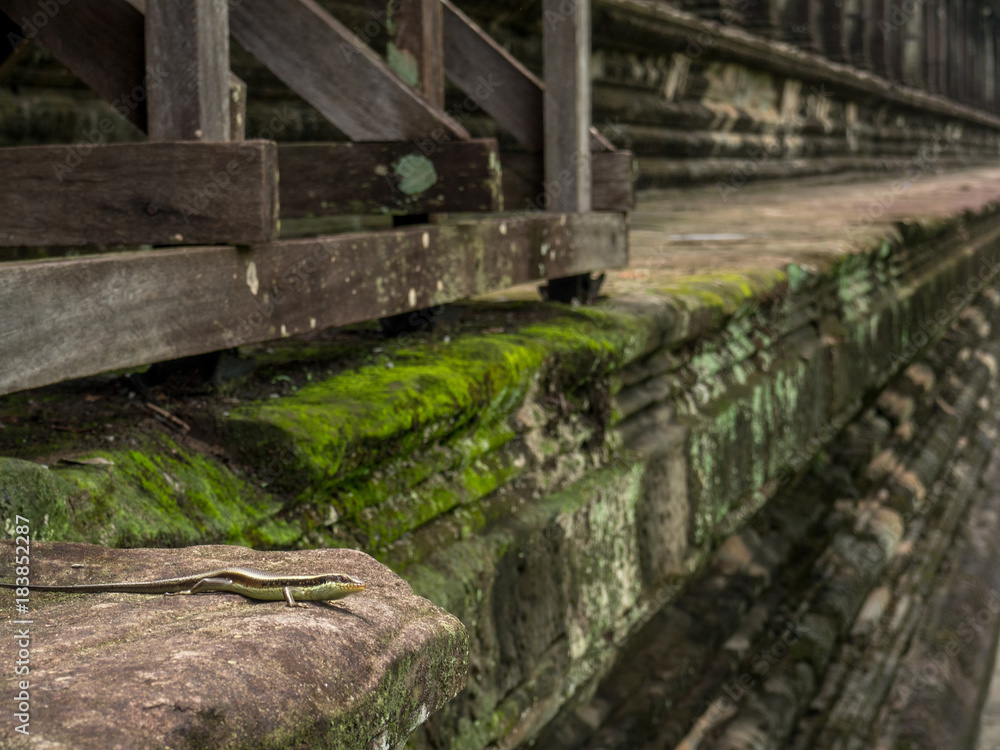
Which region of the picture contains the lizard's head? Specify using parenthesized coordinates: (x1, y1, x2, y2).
(318, 573, 367, 597)
(325, 573, 365, 590)
(291, 573, 367, 602)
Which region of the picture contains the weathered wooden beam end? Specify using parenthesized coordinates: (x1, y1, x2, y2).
(0, 141, 279, 247)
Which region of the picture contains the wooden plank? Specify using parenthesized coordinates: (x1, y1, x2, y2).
(0, 213, 628, 395)
(441, 0, 610, 153)
(145, 0, 231, 141)
(501, 151, 634, 212)
(0, 0, 147, 130)
(0, 141, 278, 246)
(543, 0, 591, 212)
(229, 0, 467, 141)
(278, 139, 502, 217)
(388, 0, 445, 109)
(442, 0, 543, 151)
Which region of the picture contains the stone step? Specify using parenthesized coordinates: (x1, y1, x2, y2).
(0, 543, 467, 749)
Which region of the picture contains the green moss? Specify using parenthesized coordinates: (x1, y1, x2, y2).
(353, 433, 525, 552)
(0, 435, 298, 549)
(657, 270, 787, 317)
(228, 306, 651, 498)
(0, 458, 75, 539)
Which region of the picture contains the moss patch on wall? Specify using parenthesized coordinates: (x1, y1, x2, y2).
(0, 433, 296, 549)
(227, 306, 653, 498)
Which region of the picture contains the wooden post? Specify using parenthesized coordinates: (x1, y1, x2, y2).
(384, 0, 447, 336)
(540, 0, 603, 306)
(542, 0, 591, 214)
(388, 0, 445, 110)
(145, 0, 230, 141)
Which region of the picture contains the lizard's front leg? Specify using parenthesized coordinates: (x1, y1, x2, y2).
(283, 586, 309, 607)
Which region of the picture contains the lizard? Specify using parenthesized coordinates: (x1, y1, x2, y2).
(0, 567, 366, 608)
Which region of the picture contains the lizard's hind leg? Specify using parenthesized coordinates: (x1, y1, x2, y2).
(165, 577, 234, 597)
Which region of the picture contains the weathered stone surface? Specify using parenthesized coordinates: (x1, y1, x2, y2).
(871, 456, 1000, 749)
(0, 543, 467, 750)
(536, 267, 1000, 750)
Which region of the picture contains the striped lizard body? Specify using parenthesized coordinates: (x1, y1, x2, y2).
(0, 566, 366, 607)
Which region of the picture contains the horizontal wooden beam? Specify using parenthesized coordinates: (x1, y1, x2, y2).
(229, 0, 468, 142)
(0, 213, 628, 395)
(278, 139, 502, 217)
(0, 141, 279, 246)
(502, 151, 635, 212)
(0, 0, 147, 130)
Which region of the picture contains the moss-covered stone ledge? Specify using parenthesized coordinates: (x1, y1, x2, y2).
(0, 543, 467, 750)
(5, 169, 1000, 749)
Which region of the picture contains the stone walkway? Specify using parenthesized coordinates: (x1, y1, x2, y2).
(491, 166, 1000, 302)
(621, 167, 1000, 280)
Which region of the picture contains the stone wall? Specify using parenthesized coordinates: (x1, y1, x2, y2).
(538, 244, 1000, 749)
(5, 170, 1000, 748)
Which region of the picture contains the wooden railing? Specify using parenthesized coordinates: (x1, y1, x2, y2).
(0, 0, 634, 396)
